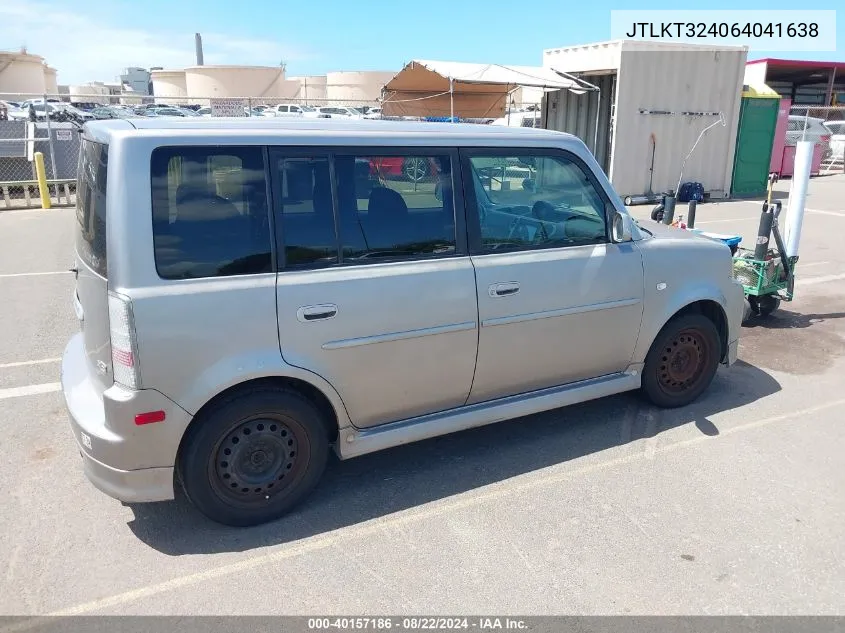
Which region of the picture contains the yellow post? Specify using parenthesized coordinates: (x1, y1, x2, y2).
(34, 151, 51, 210)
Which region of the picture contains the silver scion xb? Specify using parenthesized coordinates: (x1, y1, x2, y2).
(63, 118, 744, 526)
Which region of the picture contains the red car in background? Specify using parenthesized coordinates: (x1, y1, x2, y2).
(369, 157, 441, 183)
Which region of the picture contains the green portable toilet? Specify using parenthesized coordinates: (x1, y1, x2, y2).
(731, 84, 781, 196)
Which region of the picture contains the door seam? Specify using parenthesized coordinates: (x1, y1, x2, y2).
(463, 255, 482, 407)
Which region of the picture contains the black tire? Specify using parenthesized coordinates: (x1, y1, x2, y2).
(749, 294, 780, 317)
(641, 314, 721, 408)
(650, 204, 664, 222)
(179, 388, 330, 527)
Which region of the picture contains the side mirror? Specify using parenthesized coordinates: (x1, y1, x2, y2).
(612, 210, 633, 242)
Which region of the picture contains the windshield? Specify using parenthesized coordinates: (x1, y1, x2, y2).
(300, 106, 316, 112)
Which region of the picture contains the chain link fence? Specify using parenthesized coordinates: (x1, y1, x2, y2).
(0, 92, 544, 209)
(788, 105, 845, 175)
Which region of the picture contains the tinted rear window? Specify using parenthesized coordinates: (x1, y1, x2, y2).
(75, 139, 108, 277)
(150, 146, 272, 280)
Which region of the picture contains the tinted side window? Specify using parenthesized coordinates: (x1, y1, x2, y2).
(335, 154, 456, 262)
(150, 146, 272, 279)
(467, 153, 607, 252)
(76, 140, 108, 277)
(273, 155, 338, 268)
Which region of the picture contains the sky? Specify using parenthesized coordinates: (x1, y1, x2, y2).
(1, 0, 843, 85)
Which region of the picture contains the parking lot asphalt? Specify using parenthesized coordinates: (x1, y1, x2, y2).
(1, 176, 844, 616)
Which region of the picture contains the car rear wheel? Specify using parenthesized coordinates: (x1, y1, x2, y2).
(179, 387, 329, 527)
(641, 314, 721, 408)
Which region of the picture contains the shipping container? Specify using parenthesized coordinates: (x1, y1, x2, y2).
(542, 40, 748, 199)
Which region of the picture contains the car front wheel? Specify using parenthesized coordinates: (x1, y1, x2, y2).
(641, 314, 721, 408)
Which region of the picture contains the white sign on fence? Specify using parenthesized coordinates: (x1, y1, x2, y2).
(210, 99, 247, 118)
(55, 129, 72, 141)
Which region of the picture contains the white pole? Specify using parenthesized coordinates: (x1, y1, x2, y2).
(784, 140, 813, 258)
(449, 78, 454, 122)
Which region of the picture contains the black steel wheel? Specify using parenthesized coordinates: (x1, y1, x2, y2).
(210, 417, 304, 506)
(641, 314, 721, 408)
(179, 387, 329, 527)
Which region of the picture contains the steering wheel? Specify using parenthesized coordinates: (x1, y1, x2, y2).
(530, 201, 555, 241)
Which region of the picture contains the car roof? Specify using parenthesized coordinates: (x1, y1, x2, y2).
(82, 117, 577, 146)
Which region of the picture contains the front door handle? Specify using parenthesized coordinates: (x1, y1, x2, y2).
(489, 282, 520, 297)
(297, 304, 338, 322)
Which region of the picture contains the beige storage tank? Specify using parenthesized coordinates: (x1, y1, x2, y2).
(0, 51, 51, 95)
(288, 75, 328, 103)
(44, 66, 59, 94)
(69, 83, 110, 105)
(151, 70, 189, 105)
(184, 65, 288, 99)
(325, 71, 395, 103)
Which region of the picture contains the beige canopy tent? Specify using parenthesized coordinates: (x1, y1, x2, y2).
(381, 59, 596, 119)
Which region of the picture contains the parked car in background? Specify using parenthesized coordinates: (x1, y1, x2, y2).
(266, 104, 322, 118)
(786, 115, 832, 150)
(316, 106, 364, 119)
(147, 107, 190, 117)
(8, 102, 93, 125)
(823, 119, 845, 161)
(363, 107, 383, 119)
(491, 110, 542, 128)
(70, 102, 103, 112)
(91, 106, 137, 120)
(19, 98, 62, 109)
(0, 100, 23, 120)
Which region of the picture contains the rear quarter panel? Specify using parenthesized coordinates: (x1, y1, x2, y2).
(105, 133, 353, 432)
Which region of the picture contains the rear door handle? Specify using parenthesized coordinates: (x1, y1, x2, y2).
(297, 304, 338, 322)
(489, 282, 520, 297)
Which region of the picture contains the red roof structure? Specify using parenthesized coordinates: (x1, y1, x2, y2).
(746, 58, 845, 105)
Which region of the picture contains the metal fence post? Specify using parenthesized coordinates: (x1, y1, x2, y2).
(43, 94, 58, 197)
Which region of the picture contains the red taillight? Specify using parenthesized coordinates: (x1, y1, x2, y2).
(112, 348, 134, 367)
(135, 410, 166, 426)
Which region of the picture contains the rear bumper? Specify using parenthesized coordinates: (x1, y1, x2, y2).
(79, 450, 174, 503)
(62, 332, 187, 503)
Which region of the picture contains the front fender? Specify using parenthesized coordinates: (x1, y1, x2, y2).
(631, 281, 729, 366)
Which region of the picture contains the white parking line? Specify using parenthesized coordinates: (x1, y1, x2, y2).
(798, 273, 845, 286)
(0, 358, 62, 369)
(795, 261, 829, 269)
(0, 271, 71, 279)
(13, 394, 842, 620)
(694, 217, 757, 225)
(807, 208, 845, 218)
(0, 382, 61, 400)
